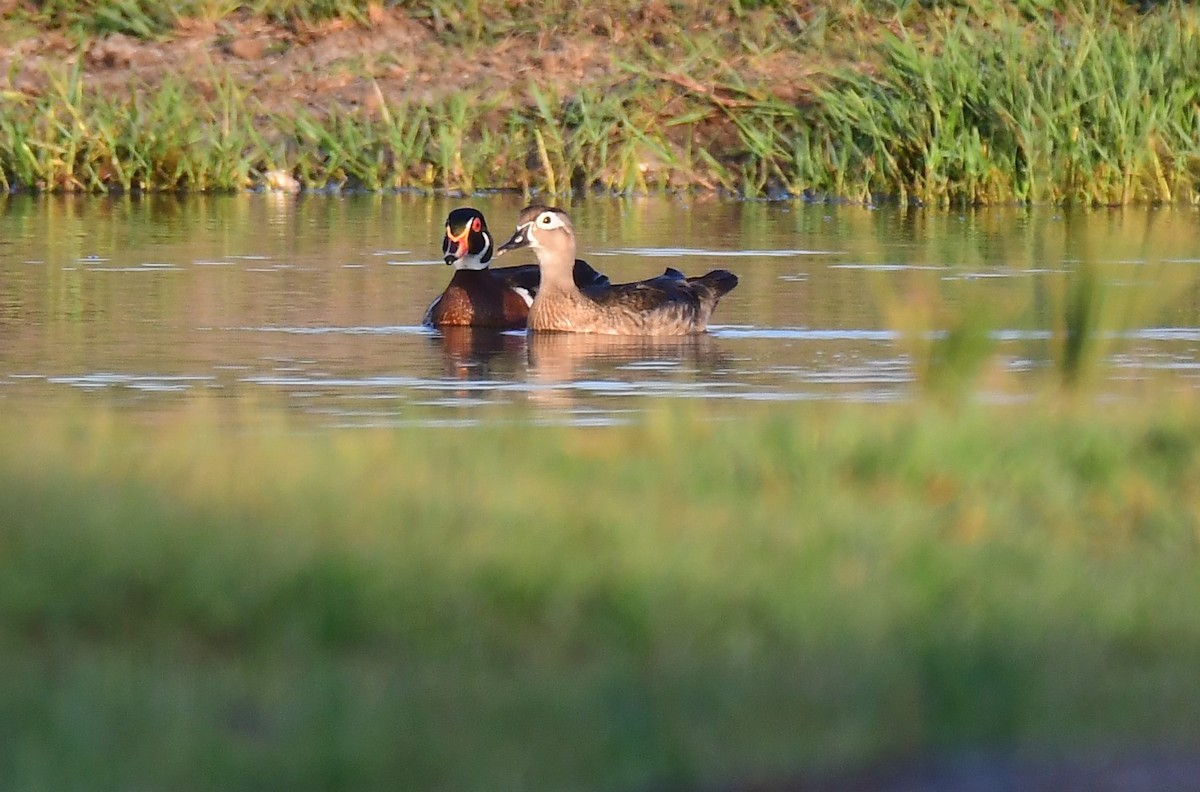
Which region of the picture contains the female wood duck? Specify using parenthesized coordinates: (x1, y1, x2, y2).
(423, 207, 609, 329)
(494, 205, 738, 335)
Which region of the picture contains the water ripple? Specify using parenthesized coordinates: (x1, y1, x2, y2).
(608, 247, 843, 257)
(713, 327, 898, 341)
(45, 373, 214, 392)
(234, 325, 432, 336)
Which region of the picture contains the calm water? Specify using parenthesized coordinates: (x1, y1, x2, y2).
(2, 194, 1200, 425)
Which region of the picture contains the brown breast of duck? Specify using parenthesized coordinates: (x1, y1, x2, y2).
(424, 269, 531, 329)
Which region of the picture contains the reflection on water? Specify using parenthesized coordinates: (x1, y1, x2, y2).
(525, 331, 724, 382)
(2, 193, 1200, 425)
(434, 326, 527, 382)
(523, 332, 730, 415)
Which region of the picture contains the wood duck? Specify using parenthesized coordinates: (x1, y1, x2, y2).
(494, 205, 738, 335)
(423, 207, 609, 329)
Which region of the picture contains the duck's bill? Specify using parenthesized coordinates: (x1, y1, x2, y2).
(495, 225, 530, 256)
(443, 225, 468, 265)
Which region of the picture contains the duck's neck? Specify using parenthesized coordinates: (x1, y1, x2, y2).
(452, 253, 489, 271)
(448, 267, 487, 286)
(535, 249, 579, 294)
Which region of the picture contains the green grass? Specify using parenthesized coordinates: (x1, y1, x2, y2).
(21, 0, 376, 35)
(0, 65, 262, 193)
(812, 1, 1200, 205)
(2, 398, 1200, 790)
(3, 1, 1200, 202)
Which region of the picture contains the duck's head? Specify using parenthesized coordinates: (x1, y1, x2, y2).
(495, 205, 575, 261)
(442, 207, 493, 270)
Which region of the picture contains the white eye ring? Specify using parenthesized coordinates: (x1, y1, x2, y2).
(539, 213, 553, 225)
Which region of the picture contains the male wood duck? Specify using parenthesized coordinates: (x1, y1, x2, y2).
(423, 207, 609, 329)
(494, 205, 738, 335)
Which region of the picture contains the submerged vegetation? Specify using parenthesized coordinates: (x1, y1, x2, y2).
(2, 0, 1199, 203)
(2, 399, 1200, 789)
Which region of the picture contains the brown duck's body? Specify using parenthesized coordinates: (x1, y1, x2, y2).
(423, 260, 610, 329)
(495, 205, 739, 336)
(424, 266, 536, 329)
(528, 267, 739, 335)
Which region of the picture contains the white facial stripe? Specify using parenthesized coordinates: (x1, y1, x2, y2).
(532, 222, 556, 251)
(454, 252, 489, 270)
(536, 211, 566, 229)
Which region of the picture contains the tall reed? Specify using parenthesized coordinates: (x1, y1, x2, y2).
(812, 3, 1200, 206)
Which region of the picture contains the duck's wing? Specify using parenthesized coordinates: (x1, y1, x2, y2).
(489, 263, 541, 291)
(583, 269, 739, 312)
(487, 263, 541, 306)
(573, 259, 610, 288)
(421, 294, 441, 327)
(592, 267, 684, 297)
(582, 278, 696, 312)
(489, 259, 611, 296)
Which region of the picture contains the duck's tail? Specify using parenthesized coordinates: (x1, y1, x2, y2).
(691, 269, 739, 299)
(686, 269, 738, 330)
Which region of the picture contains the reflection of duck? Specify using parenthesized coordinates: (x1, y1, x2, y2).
(423, 207, 609, 329)
(495, 205, 738, 335)
(432, 326, 526, 381)
(525, 330, 723, 386)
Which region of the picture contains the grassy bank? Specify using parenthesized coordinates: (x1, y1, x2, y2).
(2, 1, 1199, 203)
(2, 399, 1200, 789)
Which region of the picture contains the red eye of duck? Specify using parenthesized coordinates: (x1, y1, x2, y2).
(471, 217, 482, 232)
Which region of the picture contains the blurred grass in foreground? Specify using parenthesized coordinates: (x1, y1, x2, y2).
(2, 398, 1199, 790)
